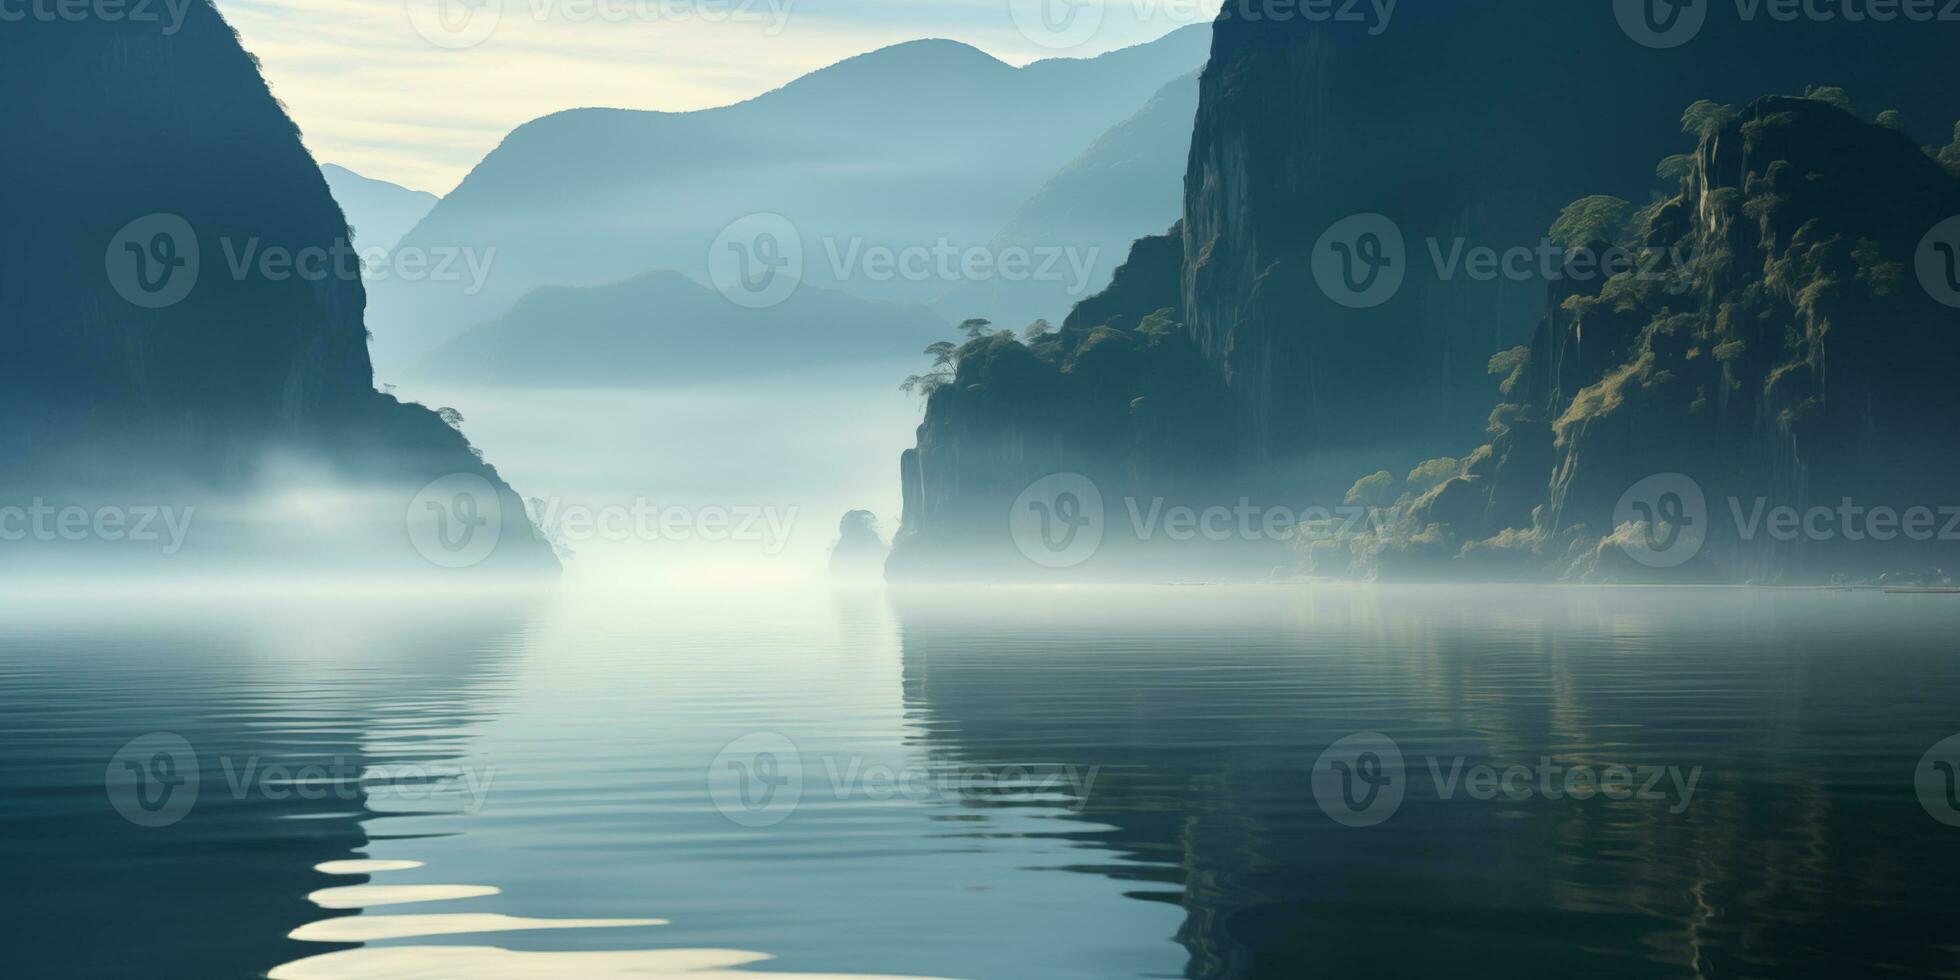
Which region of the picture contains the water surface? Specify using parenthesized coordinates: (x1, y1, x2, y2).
(4, 585, 1958, 978)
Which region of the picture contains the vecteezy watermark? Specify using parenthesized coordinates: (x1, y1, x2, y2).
(1312, 213, 1406, 310)
(1918, 734, 1960, 827)
(1311, 733, 1407, 826)
(0, 0, 195, 33)
(1616, 473, 1960, 568)
(0, 500, 196, 555)
(1311, 213, 1697, 309)
(1010, 473, 1108, 568)
(710, 213, 803, 309)
(104, 213, 495, 310)
(1614, 0, 1710, 48)
(1009, 0, 1395, 51)
(407, 0, 796, 50)
(106, 733, 200, 827)
(1615, 473, 1709, 569)
(107, 732, 497, 827)
(1312, 732, 1704, 828)
(1917, 215, 1960, 309)
(1615, 0, 1960, 49)
(1009, 473, 1399, 569)
(405, 0, 503, 49)
(707, 732, 1099, 828)
(706, 213, 1102, 310)
(106, 213, 199, 309)
(820, 238, 1102, 303)
(526, 497, 799, 555)
(408, 473, 504, 569)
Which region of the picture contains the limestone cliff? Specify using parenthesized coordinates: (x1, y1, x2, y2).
(1338, 97, 1960, 583)
(888, 2, 1960, 580)
(0, 4, 554, 575)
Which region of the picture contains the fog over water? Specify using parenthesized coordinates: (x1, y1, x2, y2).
(389, 360, 924, 585)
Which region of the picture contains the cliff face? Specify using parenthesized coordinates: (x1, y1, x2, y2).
(0, 4, 553, 575)
(888, 3, 1960, 580)
(1340, 97, 1960, 583)
(1183, 2, 1960, 472)
(890, 232, 1247, 579)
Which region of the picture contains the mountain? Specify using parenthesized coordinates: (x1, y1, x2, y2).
(416, 271, 943, 385)
(930, 71, 1200, 330)
(886, 3, 1960, 581)
(0, 3, 554, 576)
(1333, 97, 1960, 584)
(320, 164, 438, 252)
(367, 25, 1213, 369)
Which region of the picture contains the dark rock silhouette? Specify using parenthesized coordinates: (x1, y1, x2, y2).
(828, 510, 888, 579)
(1341, 97, 1960, 583)
(0, 3, 555, 576)
(888, 3, 1960, 581)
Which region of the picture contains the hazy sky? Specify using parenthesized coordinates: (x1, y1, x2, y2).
(216, 0, 1219, 195)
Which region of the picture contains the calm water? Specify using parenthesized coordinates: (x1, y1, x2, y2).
(4, 585, 1960, 979)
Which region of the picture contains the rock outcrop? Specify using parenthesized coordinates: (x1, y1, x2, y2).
(1338, 97, 1960, 583)
(0, 3, 555, 576)
(888, 2, 1960, 580)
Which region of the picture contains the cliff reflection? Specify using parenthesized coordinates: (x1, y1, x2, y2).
(889, 585, 1960, 979)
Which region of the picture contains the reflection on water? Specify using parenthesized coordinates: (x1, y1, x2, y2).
(893, 586, 1960, 979)
(4, 586, 1960, 979)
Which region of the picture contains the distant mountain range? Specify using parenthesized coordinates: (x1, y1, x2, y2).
(416, 270, 941, 385)
(930, 70, 1199, 330)
(320, 164, 437, 252)
(368, 26, 1212, 370)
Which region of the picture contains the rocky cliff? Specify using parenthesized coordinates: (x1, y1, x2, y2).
(888, 3, 1960, 580)
(1184, 1, 1960, 473)
(1330, 96, 1960, 583)
(0, 4, 554, 576)
(888, 232, 1247, 579)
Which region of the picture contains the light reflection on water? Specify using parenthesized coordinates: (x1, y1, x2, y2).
(4, 585, 1960, 978)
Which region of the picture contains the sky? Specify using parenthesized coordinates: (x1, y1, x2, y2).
(215, 0, 1222, 195)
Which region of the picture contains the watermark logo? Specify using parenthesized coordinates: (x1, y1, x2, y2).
(1615, 473, 1708, 568)
(406, 0, 504, 49)
(1619, 0, 1960, 47)
(819, 237, 1101, 299)
(1312, 213, 1406, 309)
(1010, 473, 1106, 569)
(107, 214, 492, 305)
(0, 0, 194, 33)
(710, 212, 803, 309)
(1614, 0, 1707, 48)
(1311, 213, 1696, 308)
(108, 733, 496, 825)
(1009, 0, 1106, 50)
(408, 473, 503, 569)
(1916, 215, 1960, 309)
(526, 498, 798, 555)
(1313, 731, 1703, 827)
(1919, 735, 1960, 827)
(1312, 732, 1406, 827)
(709, 732, 804, 828)
(0, 500, 196, 554)
(106, 733, 200, 828)
(106, 213, 199, 309)
(707, 733, 1099, 828)
(1010, 0, 1393, 51)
